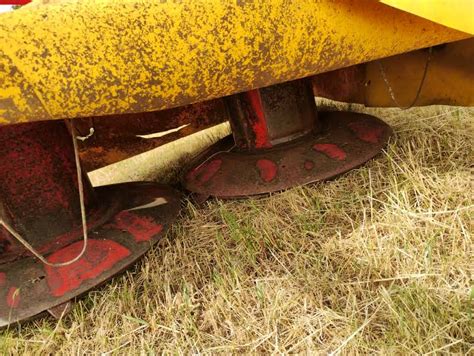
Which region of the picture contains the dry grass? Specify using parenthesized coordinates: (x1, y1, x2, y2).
(1, 102, 473, 354)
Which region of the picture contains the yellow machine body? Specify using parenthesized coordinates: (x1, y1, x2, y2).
(0, 0, 470, 126)
(381, 0, 474, 35)
(312, 38, 474, 107)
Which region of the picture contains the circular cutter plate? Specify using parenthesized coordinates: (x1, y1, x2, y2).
(183, 111, 393, 198)
(0, 182, 181, 328)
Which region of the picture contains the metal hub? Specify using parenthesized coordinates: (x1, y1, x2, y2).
(183, 78, 393, 198)
(0, 120, 181, 327)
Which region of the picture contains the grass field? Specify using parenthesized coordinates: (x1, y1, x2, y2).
(1, 102, 473, 354)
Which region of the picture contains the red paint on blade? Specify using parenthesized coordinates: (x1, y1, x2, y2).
(247, 90, 271, 148)
(112, 211, 163, 243)
(257, 159, 278, 182)
(188, 159, 222, 185)
(313, 143, 347, 161)
(36, 211, 104, 256)
(348, 122, 384, 144)
(45, 239, 130, 297)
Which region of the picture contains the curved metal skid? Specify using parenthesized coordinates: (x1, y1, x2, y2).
(184, 111, 392, 198)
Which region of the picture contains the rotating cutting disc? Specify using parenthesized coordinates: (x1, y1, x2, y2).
(183, 111, 392, 198)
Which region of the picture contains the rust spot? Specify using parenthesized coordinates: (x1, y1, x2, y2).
(78, 99, 227, 171)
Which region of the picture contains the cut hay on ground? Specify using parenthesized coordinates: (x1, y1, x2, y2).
(1, 102, 473, 354)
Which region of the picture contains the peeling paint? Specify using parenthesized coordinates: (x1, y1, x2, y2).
(0, 0, 468, 124)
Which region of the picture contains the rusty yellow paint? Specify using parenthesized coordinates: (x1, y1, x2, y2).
(0, 0, 470, 125)
(0, 51, 50, 123)
(381, 0, 474, 35)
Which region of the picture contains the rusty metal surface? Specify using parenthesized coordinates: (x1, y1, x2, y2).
(0, 0, 469, 125)
(0, 120, 181, 328)
(182, 78, 392, 197)
(0, 121, 97, 265)
(312, 38, 474, 107)
(77, 99, 227, 172)
(78, 37, 473, 170)
(183, 111, 392, 198)
(311, 66, 367, 105)
(228, 79, 318, 150)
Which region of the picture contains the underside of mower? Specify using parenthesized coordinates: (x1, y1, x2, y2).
(0, 0, 472, 327)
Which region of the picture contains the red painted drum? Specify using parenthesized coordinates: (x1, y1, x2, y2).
(0, 120, 181, 328)
(182, 78, 393, 198)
